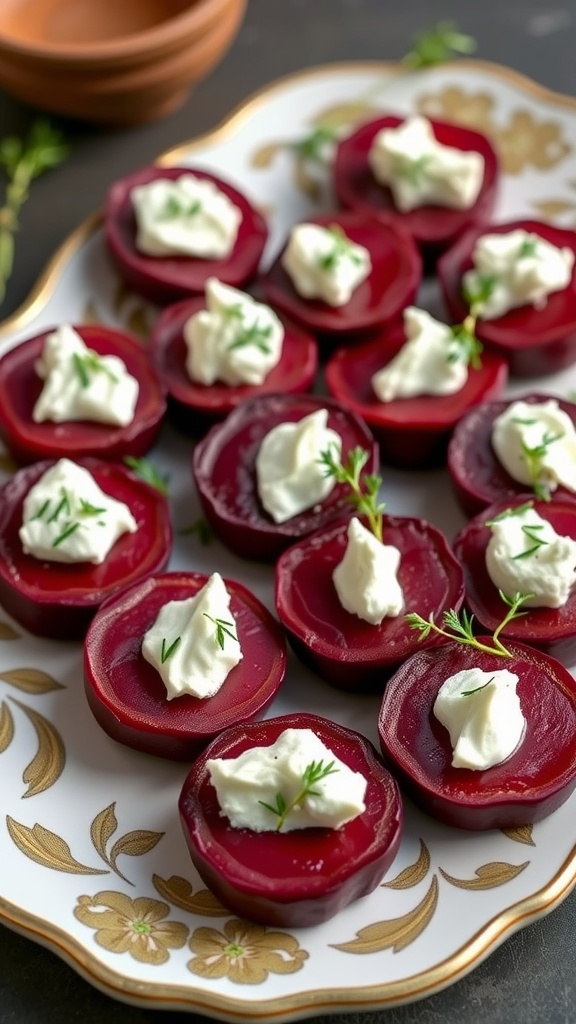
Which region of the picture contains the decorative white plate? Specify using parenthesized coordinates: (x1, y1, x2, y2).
(2, 59, 576, 1022)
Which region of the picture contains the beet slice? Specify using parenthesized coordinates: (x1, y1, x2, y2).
(378, 639, 576, 830)
(325, 318, 508, 468)
(148, 295, 318, 434)
(260, 211, 421, 339)
(84, 571, 286, 761)
(192, 392, 379, 561)
(0, 458, 172, 639)
(334, 115, 498, 260)
(437, 219, 576, 376)
(453, 495, 576, 663)
(447, 392, 576, 517)
(275, 513, 464, 690)
(0, 324, 166, 466)
(178, 711, 403, 927)
(104, 165, 268, 305)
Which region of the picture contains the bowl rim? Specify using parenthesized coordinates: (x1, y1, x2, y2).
(0, 0, 237, 62)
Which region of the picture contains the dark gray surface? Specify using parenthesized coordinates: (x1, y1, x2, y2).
(1, 1, 576, 1022)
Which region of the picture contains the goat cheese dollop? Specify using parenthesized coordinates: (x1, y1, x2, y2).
(491, 398, 576, 496)
(333, 517, 404, 625)
(485, 504, 576, 608)
(131, 173, 242, 259)
(372, 306, 470, 402)
(282, 222, 371, 306)
(434, 667, 525, 770)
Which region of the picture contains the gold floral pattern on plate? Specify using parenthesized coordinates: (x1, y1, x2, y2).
(187, 920, 309, 984)
(74, 891, 189, 964)
(152, 873, 229, 916)
(1, 668, 66, 795)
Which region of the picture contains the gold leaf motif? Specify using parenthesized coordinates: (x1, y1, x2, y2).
(502, 825, 535, 847)
(310, 101, 375, 130)
(108, 829, 164, 876)
(439, 860, 530, 890)
(91, 803, 119, 862)
(12, 700, 65, 797)
(292, 161, 323, 202)
(0, 622, 20, 640)
(7, 818, 108, 875)
(532, 199, 576, 220)
(250, 141, 283, 169)
(126, 307, 150, 341)
(331, 875, 438, 954)
(1, 668, 64, 694)
(82, 300, 103, 324)
(0, 701, 14, 752)
(152, 874, 228, 916)
(382, 839, 430, 889)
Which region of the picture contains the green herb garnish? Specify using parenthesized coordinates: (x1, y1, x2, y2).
(462, 272, 498, 318)
(78, 499, 106, 517)
(47, 490, 71, 523)
(402, 21, 476, 69)
(318, 444, 385, 542)
(520, 430, 563, 501)
(203, 614, 238, 650)
(161, 636, 181, 663)
(317, 223, 362, 272)
(52, 521, 80, 548)
(461, 675, 495, 697)
(123, 457, 169, 497)
(400, 154, 432, 187)
(258, 759, 340, 832)
(518, 237, 538, 258)
(72, 350, 118, 389)
(292, 125, 338, 165)
(447, 316, 483, 369)
(159, 196, 202, 220)
(179, 516, 213, 545)
(405, 591, 533, 658)
(227, 320, 273, 355)
(512, 523, 549, 560)
(484, 501, 534, 527)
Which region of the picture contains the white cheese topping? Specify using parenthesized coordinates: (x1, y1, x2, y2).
(434, 667, 524, 770)
(281, 222, 371, 306)
(207, 727, 367, 832)
(131, 174, 242, 259)
(371, 306, 469, 402)
(333, 516, 403, 625)
(19, 458, 137, 565)
(491, 398, 576, 495)
(368, 116, 484, 212)
(32, 324, 139, 427)
(141, 572, 242, 700)
(462, 229, 574, 320)
(255, 408, 341, 523)
(485, 505, 576, 608)
(183, 277, 284, 386)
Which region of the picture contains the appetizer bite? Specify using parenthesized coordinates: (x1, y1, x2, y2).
(0, 457, 172, 639)
(447, 392, 576, 516)
(325, 304, 508, 467)
(334, 115, 498, 261)
(84, 571, 286, 760)
(378, 603, 576, 829)
(104, 165, 268, 305)
(260, 211, 421, 339)
(453, 496, 576, 663)
(437, 219, 576, 376)
(148, 277, 317, 433)
(275, 446, 464, 689)
(192, 392, 378, 560)
(0, 323, 166, 466)
(178, 712, 403, 927)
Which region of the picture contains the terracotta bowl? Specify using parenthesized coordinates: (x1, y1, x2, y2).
(0, 0, 247, 125)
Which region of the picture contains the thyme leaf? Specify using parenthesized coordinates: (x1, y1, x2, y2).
(52, 521, 80, 548)
(258, 759, 339, 831)
(520, 430, 563, 501)
(161, 636, 181, 663)
(461, 675, 495, 697)
(317, 224, 362, 272)
(124, 457, 170, 497)
(203, 614, 238, 650)
(405, 591, 533, 658)
(447, 315, 483, 370)
(317, 444, 384, 541)
(402, 21, 476, 69)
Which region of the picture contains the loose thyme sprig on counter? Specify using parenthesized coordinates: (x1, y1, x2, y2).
(405, 591, 533, 658)
(259, 759, 339, 832)
(0, 120, 69, 305)
(318, 444, 385, 542)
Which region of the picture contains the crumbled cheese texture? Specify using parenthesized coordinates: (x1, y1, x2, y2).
(434, 667, 525, 770)
(255, 408, 341, 523)
(368, 115, 484, 213)
(281, 222, 371, 306)
(32, 324, 139, 427)
(333, 516, 404, 625)
(19, 458, 137, 565)
(141, 572, 242, 700)
(184, 277, 284, 386)
(207, 727, 367, 832)
(462, 229, 574, 320)
(131, 173, 242, 259)
(486, 505, 576, 608)
(491, 398, 576, 495)
(371, 306, 469, 402)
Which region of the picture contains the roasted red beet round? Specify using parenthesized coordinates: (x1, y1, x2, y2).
(0, 458, 172, 639)
(178, 712, 403, 927)
(447, 392, 576, 517)
(437, 219, 576, 376)
(84, 571, 287, 761)
(275, 513, 464, 690)
(105, 166, 268, 305)
(453, 495, 576, 664)
(334, 115, 498, 260)
(148, 295, 318, 434)
(192, 392, 379, 561)
(325, 318, 508, 467)
(0, 324, 166, 466)
(378, 639, 576, 830)
(260, 211, 421, 339)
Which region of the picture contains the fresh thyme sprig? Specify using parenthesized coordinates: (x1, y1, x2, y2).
(258, 759, 339, 832)
(461, 675, 494, 697)
(462, 272, 498, 319)
(318, 444, 385, 542)
(447, 316, 483, 369)
(0, 120, 69, 305)
(123, 457, 169, 497)
(520, 431, 563, 501)
(227, 320, 273, 355)
(512, 524, 550, 560)
(72, 350, 118, 389)
(203, 614, 238, 650)
(161, 636, 181, 663)
(405, 591, 533, 658)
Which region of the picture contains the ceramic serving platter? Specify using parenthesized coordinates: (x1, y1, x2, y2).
(2, 59, 576, 1021)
